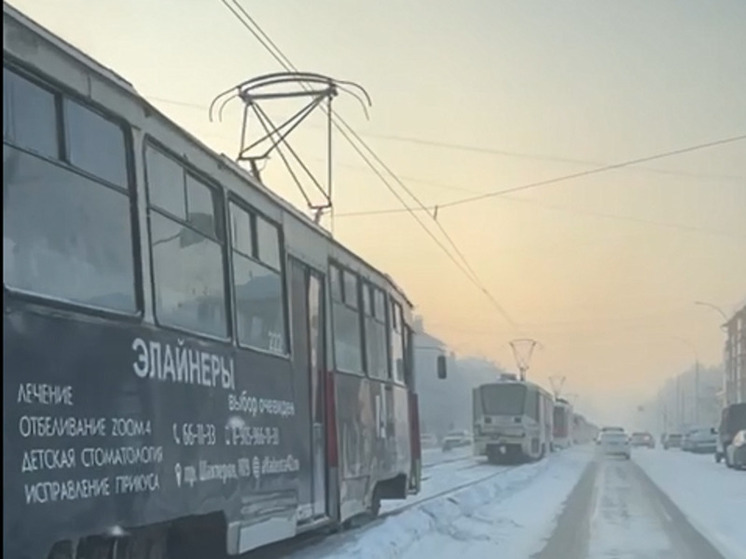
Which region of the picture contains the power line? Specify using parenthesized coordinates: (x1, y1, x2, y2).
(144, 95, 746, 184)
(219, 0, 517, 327)
(335, 193, 745, 240)
(359, 131, 746, 183)
(438, 134, 746, 209)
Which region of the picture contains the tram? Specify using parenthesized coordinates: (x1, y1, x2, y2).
(2, 5, 435, 558)
(552, 398, 573, 450)
(571, 413, 598, 445)
(472, 375, 554, 464)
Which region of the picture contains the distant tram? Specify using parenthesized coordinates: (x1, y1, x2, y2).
(472, 375, 554, 464)
(571, 413, 598, 445)
(3, 5, 440, 558)
(552, 398, 573, 450)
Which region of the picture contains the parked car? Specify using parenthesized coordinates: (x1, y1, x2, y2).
(682, 427, 717, 454)
(442, 430, 472, 452)
(725, 429, 746, 470)
(630, 432, 655, 449)
(597, 430, 631, 459)
(716, 403, 746, 466)
(663, 433, 683, 449)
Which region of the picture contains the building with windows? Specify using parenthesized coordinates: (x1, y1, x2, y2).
(724, 302, 746, 405)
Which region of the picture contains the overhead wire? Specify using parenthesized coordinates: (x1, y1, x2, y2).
(333, 185, 746, 241)
(145, 95, 746, 185)
(142, 95, 746, 182)
(437, 134, 746, 209)
(359, 131, 746, 183)
(220, 0, 517, 327)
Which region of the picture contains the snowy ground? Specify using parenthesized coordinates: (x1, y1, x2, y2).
(288, 447, 592, 559)
(584, 458, 689, 559)
(634, 449, 746, 559)
(248, 445, 743, 559)
(421, 445, 473, 468)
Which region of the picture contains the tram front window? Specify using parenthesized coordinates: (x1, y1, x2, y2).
(479, 384, 527, 416)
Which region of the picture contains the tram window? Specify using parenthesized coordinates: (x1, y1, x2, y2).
(230, 202, 253, 257)
(403, 324, 414, 388)
(185, 174, 216, 238)
(256, 216, 281, 270)
(363, 285, 388, 379)
(342, 270, 359, 309)
(230, 202, 287, 355)
(332, 300, 363, 373)
(3, 145, 136, 312)
(525, 389, 539, 421)
(362, 284, 372, 316)
(147, 147, 186, 219)
(3, 69, 58, 158)
(329, 264, 343, 302)
(146, 145, 227, 338)
(390, 301, 405, 383)
(373, 289, 386, 321)
(330, 264, 363, 373)
(64, 99, 127, 187)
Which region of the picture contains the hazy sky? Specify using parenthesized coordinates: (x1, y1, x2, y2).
(12, 0, 746, 413)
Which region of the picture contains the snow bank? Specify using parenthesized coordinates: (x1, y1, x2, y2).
(293, 448, 591, 559)
(635, 449, 746, 559)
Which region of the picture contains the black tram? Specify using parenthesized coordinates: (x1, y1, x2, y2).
(3, 5, 429, 558)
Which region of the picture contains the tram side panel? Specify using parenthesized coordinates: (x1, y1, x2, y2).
(4, 307, 310, 559)
(334, 374, 412, 520)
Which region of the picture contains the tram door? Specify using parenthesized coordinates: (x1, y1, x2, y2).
(289, 258, 328, 519)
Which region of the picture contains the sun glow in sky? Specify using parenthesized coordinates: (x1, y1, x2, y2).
(11, 0, 746, 413)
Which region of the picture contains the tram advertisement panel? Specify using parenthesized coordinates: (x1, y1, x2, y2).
(4, 306, 304, 556)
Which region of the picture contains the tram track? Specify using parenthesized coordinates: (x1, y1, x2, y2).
(380, 464, 521, 519)
(242, 460, 537, 559)
(421, 454, 477, 472)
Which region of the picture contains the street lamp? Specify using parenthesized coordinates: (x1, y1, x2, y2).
(694, 301, 728, 328)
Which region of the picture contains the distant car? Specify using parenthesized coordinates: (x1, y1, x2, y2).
(725, 429, 746, 470)
(630, 432, 655, 449)
(682, 428, 717, 454)
(663, 433, 683, 450)
(442, 430, 471, 452)
(600, 426, 625, 434)
(420, 433, 439, 449)
(598, 430, 631, 459)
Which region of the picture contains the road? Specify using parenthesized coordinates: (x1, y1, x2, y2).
(534, 456, 726, 559)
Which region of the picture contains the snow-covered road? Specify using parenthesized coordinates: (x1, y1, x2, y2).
(243, 446, 744, 559)
(634, 449, 746, 559)
(284, 447, 592, 559)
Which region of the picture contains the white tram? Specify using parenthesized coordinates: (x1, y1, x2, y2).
(552, 398, 574, 450)
(472, 375, 554, 464)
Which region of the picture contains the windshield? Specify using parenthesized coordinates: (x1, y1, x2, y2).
(479, 384, 526, 416)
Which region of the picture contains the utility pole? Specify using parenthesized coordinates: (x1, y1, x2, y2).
(674, 337, 698, 427)
(694, 358, 699, 426)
